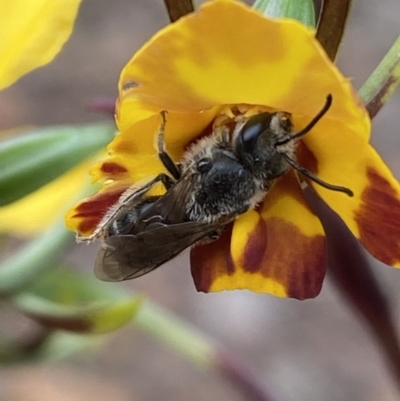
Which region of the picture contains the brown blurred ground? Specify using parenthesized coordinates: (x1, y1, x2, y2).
(1, 1, 400, 401)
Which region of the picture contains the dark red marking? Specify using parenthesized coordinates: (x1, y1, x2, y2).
(100, 162, 128, 175)
(78, 217, 102, 234)
(74, 189, 125, 233)
(355, 167, 400, 266)
(190, 223, 235, 292)
(32, 315, 91, 333)
(297, 141, 319, 174)
(242, 217, 326, 300)
(242, 218, 267, 273)
(74, 190, 124, 216)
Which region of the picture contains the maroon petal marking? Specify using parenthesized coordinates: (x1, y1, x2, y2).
(190, 223, 235, 292)
(355, 167, 400, 266)
(100, 162, 128, 176)
(242, 218, 267, 273)
(74, 189, 125, 234)
(242, 217, 326, 300)
(296, 140, 319, 174)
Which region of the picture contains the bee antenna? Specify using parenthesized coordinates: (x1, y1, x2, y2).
(282, 154, 353, 197)
(277, 94, 333, 146)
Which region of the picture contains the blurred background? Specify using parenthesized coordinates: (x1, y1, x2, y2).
(1, 0, 400, 400)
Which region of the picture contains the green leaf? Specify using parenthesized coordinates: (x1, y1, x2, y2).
(12, 267, 143, 334)
(359, 36, 400, 118)
(253, 0, 316, 28)
(0, 330, 102, 365)
(31, 331, 103, 362)
(0, 220, 73, 295)
(0, 122, 114, 206)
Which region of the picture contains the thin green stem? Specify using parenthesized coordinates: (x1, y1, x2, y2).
(134, 300, 280, 401)
(135, 301, 215, 368)
(253, 0, 316, 27)
(359, 36, 400, 118)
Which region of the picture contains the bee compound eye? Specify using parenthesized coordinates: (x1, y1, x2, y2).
(197, 157, 213, 173)
(237, 113, 271, 154)
(241, 122, 262, 144)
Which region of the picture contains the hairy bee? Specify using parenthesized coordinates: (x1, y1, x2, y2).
(87, 95, 352, 282)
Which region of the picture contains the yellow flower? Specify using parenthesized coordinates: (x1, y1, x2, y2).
(0, 0, 95, 236)
(66, 0, 400, 299)
(0, 158, 94, 237)
(0, 0, 82, 89)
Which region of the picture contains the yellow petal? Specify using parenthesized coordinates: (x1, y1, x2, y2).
(118, 0, 368, 143)
(91, 109, 217, 185)
(0, 0, 82, 89)
(191, 172, 327, 299)
(0, 157, 93, 237)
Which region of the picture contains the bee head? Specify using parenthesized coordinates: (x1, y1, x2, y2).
(235, 111, 295, 180)
(234, 95, 353, 197)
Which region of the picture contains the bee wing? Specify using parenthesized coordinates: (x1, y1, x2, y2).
(94, 219, 228, 282)
(132, 170, 196, 231)
(79, 175, 167, 242)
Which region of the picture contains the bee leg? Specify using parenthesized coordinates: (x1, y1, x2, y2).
(158, 111, 181, 180)
(160, 173, 175, 190)
(282, 154, 354, 197)
(120, 173, 173, 204)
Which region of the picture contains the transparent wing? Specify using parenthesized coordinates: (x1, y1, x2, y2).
(95, 168, 234, 282)
(131, 170, 196, 231)
(94, 219, 228, 281)
(79, 174, 169, 242)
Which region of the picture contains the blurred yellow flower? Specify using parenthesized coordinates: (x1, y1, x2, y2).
(0, 157, 94, 237)
(0, 0, 82, 89)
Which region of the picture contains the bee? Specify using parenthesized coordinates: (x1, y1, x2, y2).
(87, 95, 353, 282)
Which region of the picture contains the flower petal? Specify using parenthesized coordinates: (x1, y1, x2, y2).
(0, 0, 82, 89)
(191, 172, 327, 299)
(65, 182, 129, 237)
(0, 157, 93, 237)
(118, 0, 368, 141)
(298, 118, 400, 267)
(92, 109, 217, 185)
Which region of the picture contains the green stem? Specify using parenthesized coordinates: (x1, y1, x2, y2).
(359, 36, 400, 118)
(134, 300, 279, 401)
(253, 0, 315, 27)
(135, 301, 215, 368)
(0, 185, 95, 295)
(10, 265, 274, 398)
